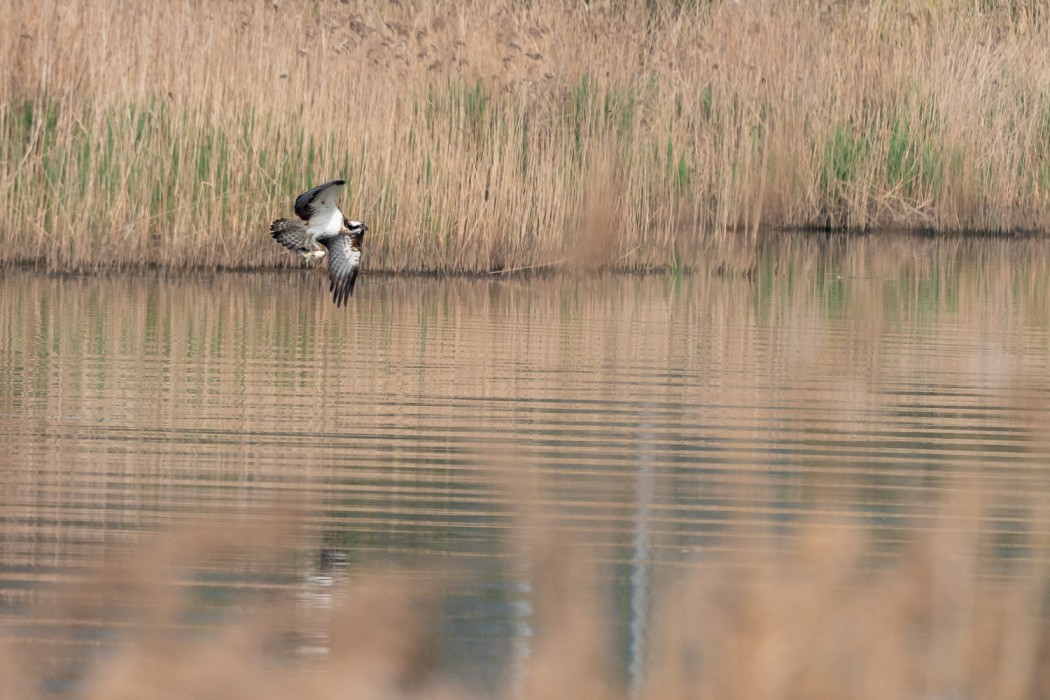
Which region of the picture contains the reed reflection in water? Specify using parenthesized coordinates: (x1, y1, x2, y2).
(1, 234, 1050, 695)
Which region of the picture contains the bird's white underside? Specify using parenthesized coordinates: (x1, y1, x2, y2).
(306, 189, 345, 238)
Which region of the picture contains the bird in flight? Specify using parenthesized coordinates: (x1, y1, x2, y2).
(270, 179, 368, 307)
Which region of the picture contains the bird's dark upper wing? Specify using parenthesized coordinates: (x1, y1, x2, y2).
(320, 232, 363, 307)
(293, 179, 347, 221)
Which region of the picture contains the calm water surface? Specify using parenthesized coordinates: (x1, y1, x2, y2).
(2, 235, 1050, 690)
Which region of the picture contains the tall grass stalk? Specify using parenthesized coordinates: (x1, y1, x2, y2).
(2, 0, 1050, 272)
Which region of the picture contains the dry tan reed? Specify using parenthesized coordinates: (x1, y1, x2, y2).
(2, 1, 1050, 272)
(3, 487, 1050, 700)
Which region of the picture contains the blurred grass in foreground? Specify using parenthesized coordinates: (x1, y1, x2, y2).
(2, 474, 1050, 700)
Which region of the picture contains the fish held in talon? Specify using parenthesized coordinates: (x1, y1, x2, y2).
(270, 179, 369, 307)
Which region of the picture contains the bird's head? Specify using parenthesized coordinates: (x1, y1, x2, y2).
(343, 218, 368, 236)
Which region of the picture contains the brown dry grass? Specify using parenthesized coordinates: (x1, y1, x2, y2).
(1, 1, 1050, 273)
(2, 488, 1050, 700)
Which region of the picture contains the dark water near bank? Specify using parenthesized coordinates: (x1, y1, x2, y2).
(2, 235, 1050, 692)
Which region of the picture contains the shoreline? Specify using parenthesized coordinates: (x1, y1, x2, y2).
(2, 228, 1047, 279)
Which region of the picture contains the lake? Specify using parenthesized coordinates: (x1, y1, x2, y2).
(2, 234, 1049, 695)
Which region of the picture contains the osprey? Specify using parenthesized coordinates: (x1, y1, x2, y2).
(270, 179, 368, 307)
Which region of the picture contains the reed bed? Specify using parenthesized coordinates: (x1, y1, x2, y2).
(1, 0, 1050, 272)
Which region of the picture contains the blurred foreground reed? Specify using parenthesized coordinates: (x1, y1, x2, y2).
(2, 484, 1050, 700)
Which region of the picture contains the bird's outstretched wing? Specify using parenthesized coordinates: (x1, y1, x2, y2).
(320, 231, 363, 307)
(270, 218, 318, 256)
(293, 179, 347, 222)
